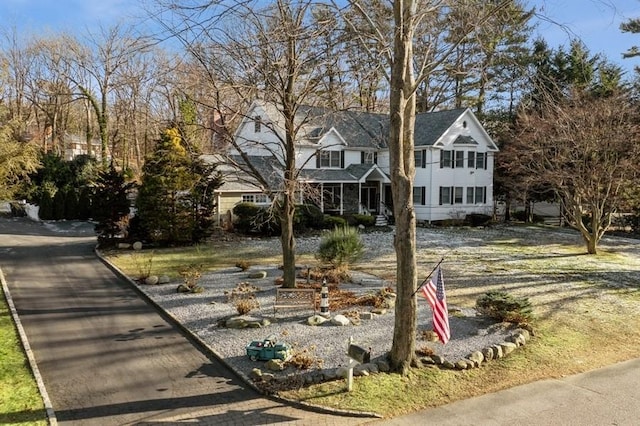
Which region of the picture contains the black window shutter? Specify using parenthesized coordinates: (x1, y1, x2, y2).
(374, 152, 378, 164)
(340, 151, 345, 168)
(361, 152, 365, 163)
(450, 186, 454, 204)
(422, 150, 426, 168)
(421, 187, 426, 205)
(316, 151, 320, 168)
(439, 187, 443, 205)
(484, 154, 488, 170)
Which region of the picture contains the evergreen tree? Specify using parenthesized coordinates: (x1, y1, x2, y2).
(64, 187, 79, 220)
(38, 190, 54, 221)
(136, 127, 222, 245)
(92, 165, 134, 244)
(52, 188, 66, 220)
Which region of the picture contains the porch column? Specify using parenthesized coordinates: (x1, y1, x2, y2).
(358, 182, 362, 214)
(320, 183, 324, 212)
(340, 182, 344, 215)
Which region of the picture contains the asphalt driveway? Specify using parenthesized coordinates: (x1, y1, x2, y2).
(0, 218, 365, 425)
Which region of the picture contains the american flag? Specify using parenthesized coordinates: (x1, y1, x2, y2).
(420, 267, 451, 344)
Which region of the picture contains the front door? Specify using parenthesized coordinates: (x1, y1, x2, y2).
(361, 185, 379, 214)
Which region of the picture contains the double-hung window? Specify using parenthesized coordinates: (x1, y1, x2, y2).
(466, 186, 486, 204)
(319, 150, 341, 168)
(413, 186, 426, 205)
(455, 150, 465, 168)
(440, 150, 452, 168)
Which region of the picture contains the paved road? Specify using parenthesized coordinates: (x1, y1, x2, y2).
(0, 218, 366, 425)
(374, 357, 640, 425)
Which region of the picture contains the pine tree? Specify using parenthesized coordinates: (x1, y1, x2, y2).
(136, 127, 222, 245)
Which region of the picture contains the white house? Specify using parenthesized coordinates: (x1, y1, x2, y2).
(210, 100, 498, 225)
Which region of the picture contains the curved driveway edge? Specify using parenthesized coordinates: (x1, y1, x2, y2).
(1, 267, 57, 425)
(94, 247, 382, 421)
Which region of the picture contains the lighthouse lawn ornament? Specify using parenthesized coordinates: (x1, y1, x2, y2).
(320, 278, 330, 317)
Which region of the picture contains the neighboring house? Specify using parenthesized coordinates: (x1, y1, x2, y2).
(207, 100, 498, 225)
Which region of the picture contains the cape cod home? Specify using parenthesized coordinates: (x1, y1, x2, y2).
(208, 100, 498, 226)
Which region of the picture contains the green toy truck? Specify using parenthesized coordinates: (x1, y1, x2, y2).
(245, 335, 291, 361)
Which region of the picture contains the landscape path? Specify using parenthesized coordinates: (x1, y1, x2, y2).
(0, 217, 367, 425)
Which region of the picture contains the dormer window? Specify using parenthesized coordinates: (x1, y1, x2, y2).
(254, 115, 262, 133)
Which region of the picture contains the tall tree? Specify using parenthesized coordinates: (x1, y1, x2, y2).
(155, 0, 336, 287)
(350, 0, 513, 373)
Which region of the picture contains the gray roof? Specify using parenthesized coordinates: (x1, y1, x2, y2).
(299, 163, 389, 183)
(257, 101, 466, 150)
(414, 109, 467, 147)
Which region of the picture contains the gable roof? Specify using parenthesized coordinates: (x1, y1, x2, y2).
(245, 100, 492, 151)
(414, 109, 467, 147)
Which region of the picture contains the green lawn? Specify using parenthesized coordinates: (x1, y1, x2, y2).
(0, 294, 47, 425)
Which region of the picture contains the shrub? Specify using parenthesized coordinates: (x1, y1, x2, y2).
(225, 282, 260, 315)
(465, 213, 492, 227)
(286, 344, 323, 370)
(296, 204, 325, 230)
(317, 226, 364, 269)
(350, 214, 375, 227)
(476, 291, 534, 324)
(235, 260, 251, 271)
(322, 215, 347, 229)
(177, 264, 204, 293)
(512, 210, 545, 224)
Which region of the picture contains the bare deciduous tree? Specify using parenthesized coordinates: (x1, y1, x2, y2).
(511, 89, 640, 254)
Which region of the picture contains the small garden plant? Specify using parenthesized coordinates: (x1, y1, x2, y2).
(176, 264, 204, 293)
(225, 282, 260, 315)
(476, 291, 534, 324)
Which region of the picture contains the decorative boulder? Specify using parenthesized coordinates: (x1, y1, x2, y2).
(307, 314, 329, 326)
(248, 271, 268, 279)
(331, 314, 351, 326)
(144, 275, 159, 285)
(132, 241, 143, 250)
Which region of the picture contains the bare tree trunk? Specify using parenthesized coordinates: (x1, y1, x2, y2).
(388, 0, 418, 374)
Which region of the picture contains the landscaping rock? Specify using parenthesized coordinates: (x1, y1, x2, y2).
(376, 359, 390, 372)
(468, 351, 484, 366)
(132, 241, 143, 250)
(482, 347, 495, 361)
(249, 368, 263, 381)
(307, 314, 329, 326)
(158, 275, 171, 284)
(144, 275, 159, 285)
(360, 311, 374, 320)
(492, 344, 504, 359)
(500, 342, 517, 355)
(331, 314, 351, 326)
(118, 243, 131, 249)
(265, 359, 285, 371)
(248, 271, 268, 279)
(370, 308, 387, 315)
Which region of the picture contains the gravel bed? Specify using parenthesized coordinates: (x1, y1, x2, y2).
(135, 229, 516, 380)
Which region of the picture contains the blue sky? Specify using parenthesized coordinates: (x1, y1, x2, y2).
(1, 0, 640, 75)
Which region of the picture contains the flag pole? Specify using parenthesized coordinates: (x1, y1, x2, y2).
(411, 257, 445, 297)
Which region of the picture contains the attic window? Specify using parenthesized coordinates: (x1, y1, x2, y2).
(463, 120, 467, 128)
(254, 116, 262, 133)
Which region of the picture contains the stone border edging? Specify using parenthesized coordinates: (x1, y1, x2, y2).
(94, 248, 381, 420)
(0, 267, 58, 426)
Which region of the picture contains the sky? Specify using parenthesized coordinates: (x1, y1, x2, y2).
(1, 0, 640, 76)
